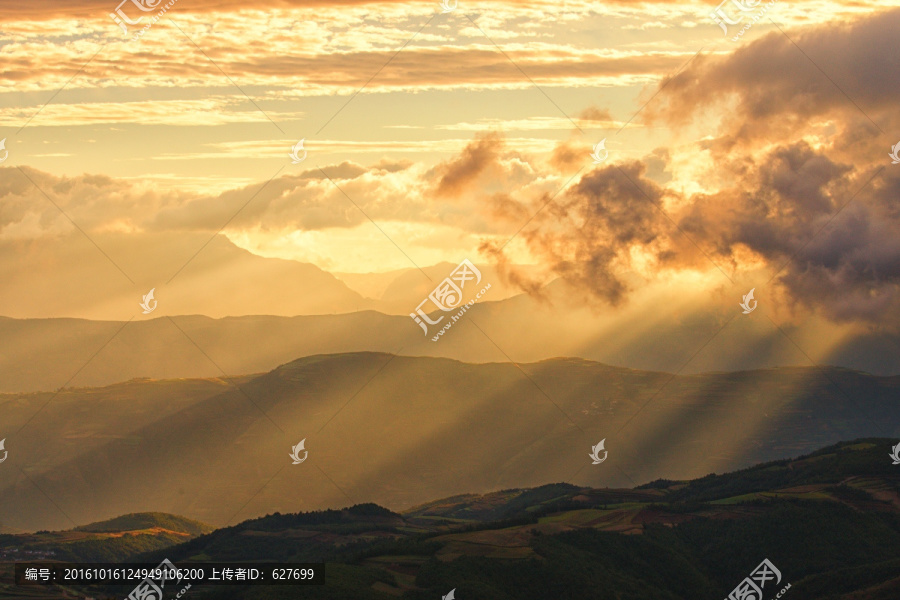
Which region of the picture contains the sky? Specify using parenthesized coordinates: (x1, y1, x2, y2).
(1, 0, 899, 331)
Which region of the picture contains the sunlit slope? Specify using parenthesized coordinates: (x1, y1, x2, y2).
(75, 512, 214, 536)
(1, 354, 897, 531)
(0, 512, 212, 563)
(122, 442, 900, 598)
(3, 441, 899, 600)
(143, 441, 900, 599)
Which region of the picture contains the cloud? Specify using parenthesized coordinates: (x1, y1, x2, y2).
(6, 0, 900, 327)
(482, 160, 677, 305)
(548, 105, 619, 171)
(433, 132, 504, 198)
(0, 0, 690, 23)
(577, 107, 613, 123)
(481, 8, 900, 323)
(646, 8, 900, 144)
(669, 140, 900, 319)
(0, 139, 532, 239)
(0, 46, 691, 97)
(0, 166, 190, 238)
(549, 138, 585, 172)
(647, 9, 900, 322)
(0, 98, 305, 128)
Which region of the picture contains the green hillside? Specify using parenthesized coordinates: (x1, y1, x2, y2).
(156, 439, 900, 599)
(76, 512, 214, 536)
(0, 513, 212, 564)
(3, 439, 899, 599)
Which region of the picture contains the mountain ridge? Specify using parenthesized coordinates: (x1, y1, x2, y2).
(3, 439, 898, 599)
(4, 302, 900, 394)
(2, 354, 897, 532)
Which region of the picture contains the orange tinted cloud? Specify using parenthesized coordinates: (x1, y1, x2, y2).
(1, 0, 688, 23)
(483, 8, 900, 323)
(433, 132, 504, 197)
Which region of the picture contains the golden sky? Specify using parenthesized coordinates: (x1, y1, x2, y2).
(1, 0, 899, 328)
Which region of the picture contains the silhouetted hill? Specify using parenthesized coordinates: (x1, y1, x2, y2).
(143, 439, 900, 600)
(5, 275, 900, 394)
(2, 354, 898, 532)
(6, 440, 898, 599)
(0, 233, 376, 321)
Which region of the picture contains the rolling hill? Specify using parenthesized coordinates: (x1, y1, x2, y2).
(0, 512, 212, 563)
(4, 288, 900, 394)
(1, 353, 898, 532)
(2, 440, 899, 599)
